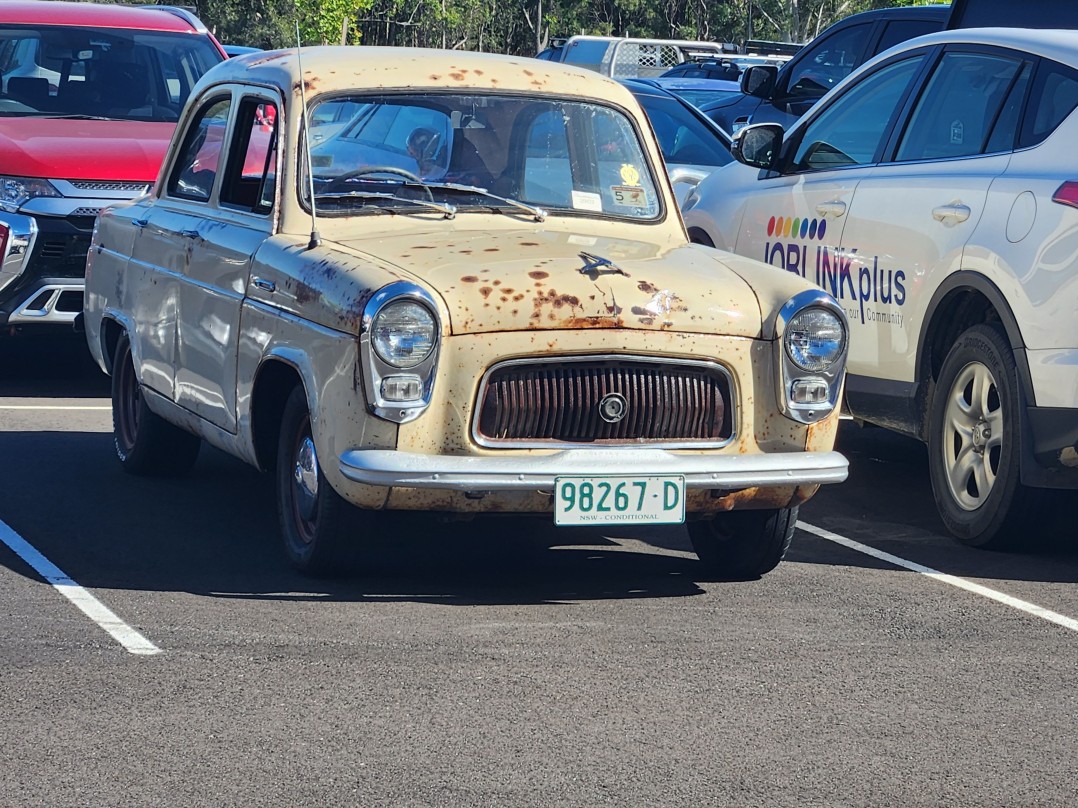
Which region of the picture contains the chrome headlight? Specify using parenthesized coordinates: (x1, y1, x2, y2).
(0, 176, 61, 212)
(784, 307, 846, 372)
(775, 291, 848, 424)
(371, 300, 435, 369)
(361, 282, 441, 424)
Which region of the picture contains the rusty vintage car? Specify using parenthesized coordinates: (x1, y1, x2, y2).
(83, 47, 849, 579)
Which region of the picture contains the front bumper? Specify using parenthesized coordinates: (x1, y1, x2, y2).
(339, 447, 849, 492)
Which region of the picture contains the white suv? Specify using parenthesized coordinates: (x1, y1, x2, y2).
(682, 27, 1078, 549)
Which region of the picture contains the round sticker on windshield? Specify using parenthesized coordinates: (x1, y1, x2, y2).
(619, 164, 641, 186)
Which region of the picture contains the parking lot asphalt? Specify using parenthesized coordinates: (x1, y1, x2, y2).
(2, 335, 1076, 807)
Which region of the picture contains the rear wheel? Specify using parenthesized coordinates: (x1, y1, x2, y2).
(687, 506, 797, 580)
(276, 386, 354, 575)
(927, 323, 1039, 549)
(111, 334, 200, 476)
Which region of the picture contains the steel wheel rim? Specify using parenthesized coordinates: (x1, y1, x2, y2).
(941, 361, 1004, 512)
(290, 417, 320, 545)
(117, 351, 140, 451)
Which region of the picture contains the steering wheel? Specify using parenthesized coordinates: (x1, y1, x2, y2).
(323, 165, 435, 200)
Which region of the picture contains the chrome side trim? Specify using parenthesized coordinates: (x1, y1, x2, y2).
(339, 447, 849, 491)
(470, 353, 737, 450)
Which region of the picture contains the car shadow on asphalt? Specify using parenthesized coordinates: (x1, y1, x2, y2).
(0, 334, 110, 398)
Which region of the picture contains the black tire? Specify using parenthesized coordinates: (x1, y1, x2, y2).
(276, 386, 354, 575)
(111, 334, 200, 476)
(687, 506, 797, 581)
(927, 323, 1040, 549)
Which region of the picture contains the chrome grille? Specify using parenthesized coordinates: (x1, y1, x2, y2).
(68, 181, 149, 193)
(475, 356, 733, 447)
(70, 207, 103, 217)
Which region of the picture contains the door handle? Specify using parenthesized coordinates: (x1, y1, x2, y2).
(932, 204, 971, 225)
(815, 200, 847, 218)
(252, 277, 276, 293)
(132, 218, 148, 229)
(180, 229, 200, 238)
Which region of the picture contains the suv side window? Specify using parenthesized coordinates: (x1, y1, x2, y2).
(790, 56, 924, 172)
(167, 96, 232, 202)
(785, 23, 872, 98)
(876, 19, 940, 54)
(220, 97, 277, 213)
(1020, 61, 1078, 148)
(895, 52, 1023, 162)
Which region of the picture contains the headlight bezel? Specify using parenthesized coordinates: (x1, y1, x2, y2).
(0, 176, 61, 212)
(360, 281, 441, 424)
(774, 290, 848, 425)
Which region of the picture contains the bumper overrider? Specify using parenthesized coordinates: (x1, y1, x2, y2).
(339, 447, 849, 492)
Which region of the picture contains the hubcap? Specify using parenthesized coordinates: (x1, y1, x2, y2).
(293, 435, 320, 524)
(941, 362, 1003, 512)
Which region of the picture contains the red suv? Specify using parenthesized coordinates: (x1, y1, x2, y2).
(0, 1, 225, 335)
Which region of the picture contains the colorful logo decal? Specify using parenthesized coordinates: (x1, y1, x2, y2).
(619, 164, 641, 186)
(763, 212, 905, 327)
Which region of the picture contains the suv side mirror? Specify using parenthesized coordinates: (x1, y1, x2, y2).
(741, 65, 778, 98)
(731, 123, 784, 171)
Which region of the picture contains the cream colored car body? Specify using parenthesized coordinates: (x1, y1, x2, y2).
(83, 48, 847, 541)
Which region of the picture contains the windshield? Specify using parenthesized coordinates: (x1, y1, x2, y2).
(0, 24, 223, 122)
(632, 93, 732, 169)
(305, 92, 663, 220)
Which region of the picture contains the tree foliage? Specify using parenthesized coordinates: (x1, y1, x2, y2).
(131, 0, 946, 54)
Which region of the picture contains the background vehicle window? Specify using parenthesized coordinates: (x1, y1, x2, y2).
(220, 98, 277, 213)
(985, 62, 1032, 153)
(896, 53, 1022, 162)
(1020, 61, 1078, 148)
(785, 23, 871, 98)
(876, 19, 941, 54)
(168, 97, 232, 201)
(791, 56, 923, 172)
(635, 94, 731, 168)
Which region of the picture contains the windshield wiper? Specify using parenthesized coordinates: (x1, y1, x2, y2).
(421, 182, 548, 222)
(14, 113, 117, 121)
(313, 190, 457, 219)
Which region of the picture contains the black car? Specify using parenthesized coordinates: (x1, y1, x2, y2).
(701, 5, 948, 134)
(661, 58, 742, 82)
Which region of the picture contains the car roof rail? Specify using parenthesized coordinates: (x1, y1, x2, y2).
(133, 4, 210, 34)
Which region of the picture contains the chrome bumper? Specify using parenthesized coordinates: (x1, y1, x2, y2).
(339, 448, 849, 491)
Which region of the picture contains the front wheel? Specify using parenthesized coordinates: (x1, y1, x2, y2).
(111, 334, 200, 476)
(276, 386, 355, 575)
(927, 324, 1040, 549)
(687, 507, 797, 581)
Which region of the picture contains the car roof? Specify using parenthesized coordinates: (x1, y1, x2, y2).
(874, 26, 1078, 66)
(829, 4, 951, 24)
(0, 0, 204, 32)
(220, 46, 641, 103)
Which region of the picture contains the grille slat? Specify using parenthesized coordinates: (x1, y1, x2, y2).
(476, 358, 733, 446)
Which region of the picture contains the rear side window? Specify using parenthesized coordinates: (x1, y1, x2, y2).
(1020, 61, 1078, 148)
(220, 98, 277, 213)
(895, 52, 1023, 161)
(876, 19, 942, 55)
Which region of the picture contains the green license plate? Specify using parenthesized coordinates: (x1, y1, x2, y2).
(554, 475, 686, 526)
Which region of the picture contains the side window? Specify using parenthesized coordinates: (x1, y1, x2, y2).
(985, 62, 1032, 154)
(168, 96, 231, 201)
(895, 53, 1022, 162)
(523, 109, 573, 207)
(876, 19, 941, 55)
(220, 97, 277, 213)
(785, 23, 872, 99)
(1020, 61, 1078, 148)
(791, 56, 923, 172)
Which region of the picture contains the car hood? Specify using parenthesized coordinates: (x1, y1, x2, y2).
(337, 227, 764, 337)
(0, 118, 174, 181)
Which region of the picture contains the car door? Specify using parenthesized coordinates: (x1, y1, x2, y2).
(840, 47, 1030, 383)
(172, 90, 278, 433)
(732, 53, 929, 304)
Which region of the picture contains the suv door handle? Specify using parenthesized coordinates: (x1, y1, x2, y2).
(815, 200, 847, 218)
(180, 229, 200, 238)
(132, 218, 148, 229)
(252, 277, 276, 293)
(932, 204, 971, 224)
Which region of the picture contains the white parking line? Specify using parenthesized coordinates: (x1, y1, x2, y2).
(0, 518, 162, 655)
(798, 520, 1078, 634)
(0, 405, 111, 410)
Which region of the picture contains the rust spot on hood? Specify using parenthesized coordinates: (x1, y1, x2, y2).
(528, 270, 549, 280)
(461, 275, 479, 283)
(520, 241, 539, 246)
(637, 280, 659, 294)
(479, 286, 494, 298)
